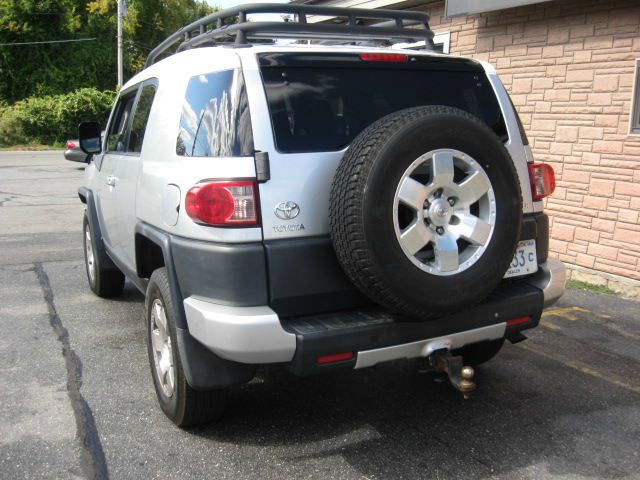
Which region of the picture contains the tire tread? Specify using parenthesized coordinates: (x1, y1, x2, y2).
(147, 268, 227, 428)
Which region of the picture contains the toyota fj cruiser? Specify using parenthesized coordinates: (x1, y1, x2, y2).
(78, 4, 565, 427)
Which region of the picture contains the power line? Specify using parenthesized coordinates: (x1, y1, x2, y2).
(0, 38, 96, 46)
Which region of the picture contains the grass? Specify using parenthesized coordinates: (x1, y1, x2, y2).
(0, 142, 65, 151)
(567, 279, 617, 296)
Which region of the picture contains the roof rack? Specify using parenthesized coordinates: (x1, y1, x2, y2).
(145, 3, 434, 67)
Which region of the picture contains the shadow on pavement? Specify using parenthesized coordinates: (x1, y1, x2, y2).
(189, 341, 639, 479)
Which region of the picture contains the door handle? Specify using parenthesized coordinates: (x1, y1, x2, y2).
(106, 175, 117, 187)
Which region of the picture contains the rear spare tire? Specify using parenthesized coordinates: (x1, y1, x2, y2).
(330, 106, 522, 319)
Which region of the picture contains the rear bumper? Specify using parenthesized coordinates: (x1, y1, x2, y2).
(527, 259, 566, 308)
(183, 261, 565, 372)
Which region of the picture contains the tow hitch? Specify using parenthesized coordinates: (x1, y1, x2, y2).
(423, 350, 476, 400)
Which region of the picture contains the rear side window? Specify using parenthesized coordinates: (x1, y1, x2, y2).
(176, 69, 253, 157)
(128, 84, 156, 153)
(261, 66, 507, 153)
(106, 91, 136, 152)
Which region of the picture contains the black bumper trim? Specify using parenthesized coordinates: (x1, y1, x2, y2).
(171, 236, 268, 307)
(284, 281, 543, 376)
(264, 236, 372, 317)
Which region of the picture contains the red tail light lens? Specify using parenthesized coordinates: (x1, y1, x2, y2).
(185, 181, 259, 226)
(317, 352, 354, 365)
(67, 141, 76, 149)
(528, 163, 556, 201)
(506, 316, 531, 327)
(359, 53, 408, 63)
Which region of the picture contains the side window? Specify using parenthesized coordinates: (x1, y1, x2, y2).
(176, 69, 253, 157)
(128, 84, 156, 154)
(106, 91, 136, 153)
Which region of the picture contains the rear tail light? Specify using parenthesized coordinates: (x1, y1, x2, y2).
(528, 163, 555, 201)
(359, 53, 408, 63)
(67, 141, 76, 149)
(185, 180, 259, 226)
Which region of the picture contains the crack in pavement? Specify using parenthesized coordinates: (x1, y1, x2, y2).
(34, 262, 109, 480)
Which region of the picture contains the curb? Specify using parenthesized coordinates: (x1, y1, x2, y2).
(564, 263, 640, 301)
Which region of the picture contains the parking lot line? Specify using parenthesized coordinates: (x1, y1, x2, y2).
(519, 343, 640, 396)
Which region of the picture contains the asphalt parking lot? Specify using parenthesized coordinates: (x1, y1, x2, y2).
(1, 150, 639, 480)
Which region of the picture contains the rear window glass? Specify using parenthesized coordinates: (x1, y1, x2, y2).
(176, 69, 253, 157)
(261, 67, 506, 153)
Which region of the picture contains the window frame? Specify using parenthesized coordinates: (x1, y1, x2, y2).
(104, 78, 159, 156)
(126, 79, 158, 156)
(104, 85, 139, 155)
(629, 59, 640, 135)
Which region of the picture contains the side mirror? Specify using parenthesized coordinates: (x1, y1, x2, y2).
(78, 122, 102, 154)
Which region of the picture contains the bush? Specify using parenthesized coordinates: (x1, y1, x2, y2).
(0, 88, 116, 146)
(0, 105, 24, 146)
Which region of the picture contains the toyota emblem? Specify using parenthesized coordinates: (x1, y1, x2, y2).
(274, 201, 300, 220)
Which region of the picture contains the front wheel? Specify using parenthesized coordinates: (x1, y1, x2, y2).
(145, 268, 228, 427)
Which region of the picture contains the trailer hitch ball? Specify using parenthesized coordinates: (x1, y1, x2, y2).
(433, 351, 476, 400)
(460, 366, 475, 399)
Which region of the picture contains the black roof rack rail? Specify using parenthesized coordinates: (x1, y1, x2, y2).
(145, 3, 434, 67)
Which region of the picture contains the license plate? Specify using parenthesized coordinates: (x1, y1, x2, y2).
(504, 239, 538, 278)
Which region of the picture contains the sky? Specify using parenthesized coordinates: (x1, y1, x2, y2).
(206, 0, 289, 11)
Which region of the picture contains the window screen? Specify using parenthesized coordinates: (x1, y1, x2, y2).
(176, 69, 253, 157)
(261, 66, 507, 153)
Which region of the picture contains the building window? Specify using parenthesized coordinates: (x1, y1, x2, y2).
(631, 59, 640, 135)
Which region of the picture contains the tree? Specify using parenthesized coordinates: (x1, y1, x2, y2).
(0, 0, 215, 102)
(88, 0, 216, 80)
(0, 0, 116, 102)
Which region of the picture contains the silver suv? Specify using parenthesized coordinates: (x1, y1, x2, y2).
(78, 4, 565, 427)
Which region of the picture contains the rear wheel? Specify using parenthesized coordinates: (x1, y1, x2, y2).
(145, 268, 228, 427)
(83, 214, 124, 297)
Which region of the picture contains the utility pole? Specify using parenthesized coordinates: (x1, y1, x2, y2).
(117, 0, 123, 89)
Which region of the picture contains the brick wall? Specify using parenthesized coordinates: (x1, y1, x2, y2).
(420, 0, 640, 281)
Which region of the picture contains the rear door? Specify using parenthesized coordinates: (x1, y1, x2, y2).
(244, 51, 507, 242)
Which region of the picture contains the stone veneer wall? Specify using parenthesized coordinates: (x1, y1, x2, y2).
(419, 0, 640, 283)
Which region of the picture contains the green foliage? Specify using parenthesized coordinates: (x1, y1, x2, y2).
(120, 0, 216, 74)
(0, 0, 216, 145)
(0, 88, 115, 145)
(0, 0, 116, 102)
(566, 279, 617, 296)
(0, 103, 24, 145)
(0, 0, 215, 103)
